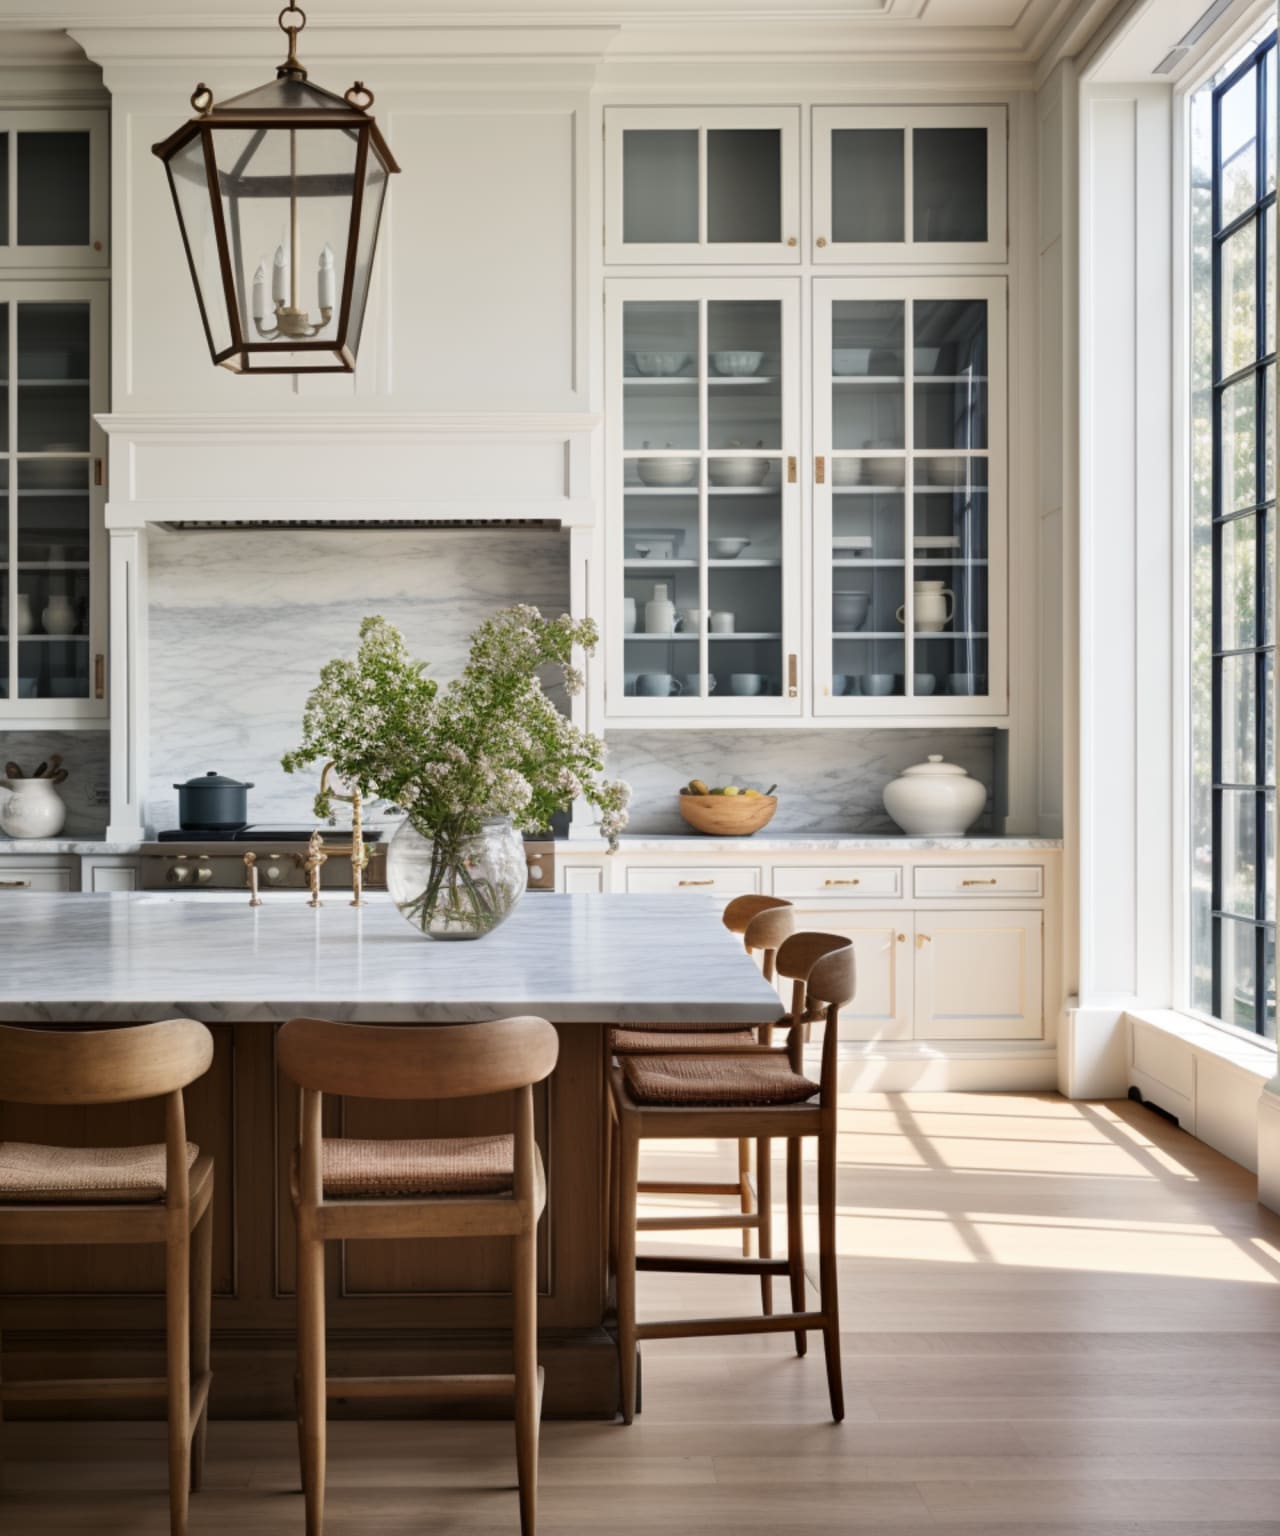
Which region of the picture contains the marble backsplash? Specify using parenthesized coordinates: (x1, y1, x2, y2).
(0, 730, 111, 836)
(146, 525, 996, 837)
(604, 729, 997, 835)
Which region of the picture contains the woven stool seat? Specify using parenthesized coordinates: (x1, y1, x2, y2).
(611, 1026, 758, 1053)
(321, 1134, 514, 1198)
(622, 1054, 819, 1108)
(0, 1140, 199, 1204)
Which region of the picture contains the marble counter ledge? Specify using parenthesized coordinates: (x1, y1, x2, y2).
(0, 838, 142, 855)
(564, 834, 1064, 852)
(0, 892, 782, 1026)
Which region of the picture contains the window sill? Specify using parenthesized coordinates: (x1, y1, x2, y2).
(1125, 1008, 1275, 1083)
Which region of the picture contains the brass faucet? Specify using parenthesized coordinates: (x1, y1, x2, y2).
(299, 762, 371, 907)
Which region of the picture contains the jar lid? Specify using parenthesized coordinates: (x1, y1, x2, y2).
(173, 770, 254, 790)
(899, 754, 969, 778)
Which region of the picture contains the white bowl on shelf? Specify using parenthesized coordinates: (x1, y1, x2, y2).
(832, 459, 863, 487)
(832, 348, 872, 376)
(709, 537, 751, 559)
(636, 459, 698, 487)
(863, 457, 906, 488)
(927, 458, 972, 488)
(708, 458, 769, 488)
(631, 351, 689, 377)
(711, 350, 763, 376)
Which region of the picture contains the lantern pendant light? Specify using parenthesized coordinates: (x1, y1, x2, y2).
(152, 4, 399, 374)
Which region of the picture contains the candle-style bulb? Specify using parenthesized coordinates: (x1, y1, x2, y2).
(272, 244, 288, 306)
(252, 261, 268, 322)
(317, 242, 336, 313)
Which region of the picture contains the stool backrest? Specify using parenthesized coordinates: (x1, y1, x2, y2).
(277, 1016, 559, 1101)
(0, 1019, 214, 1215)
(721, 894, 792, 938)
(774, 933, 856, 1105)
(741, 903, 798, 982)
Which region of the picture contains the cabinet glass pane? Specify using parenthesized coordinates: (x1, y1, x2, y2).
(913, 128, 987, 244)
(14, 458, 91, 701)
(623, 131, 698, 245)
(1220, 72, 1258, 227)
(708, 476, 783, 697)
(831, 130, 903, 244)
(0, 302, 8, 455)
(0, 135, 7, 246)
(913, 300, 988, 452)
(707, 130, 781, 244)
(624, 301, 698, 451)
(17, 302, 90, 453)
(708, 300, 781, 449)
(831, 300, 904, 452)
(17, 133, 90, 247)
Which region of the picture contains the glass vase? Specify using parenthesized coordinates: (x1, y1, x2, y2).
(386, 815, 527, 941)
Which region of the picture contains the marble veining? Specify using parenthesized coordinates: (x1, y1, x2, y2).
(0, 892, 782, 1025)
(0, 838, 143, 855)
(604, 729, 998, 835)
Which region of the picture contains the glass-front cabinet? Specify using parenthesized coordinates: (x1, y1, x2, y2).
(606, 279, 802, 717)
(813, 276, 1006, 716)
(0, 111, 109, 269)
(605, 109, 801, 264)
(812, 107, 1006, 264)
(0, 282, 108, 721)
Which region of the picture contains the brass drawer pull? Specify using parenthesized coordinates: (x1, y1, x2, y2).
(961, 878, 999, 887)
(824, 878, 860, 886)
(917, 932, 932, 947)
(0, 879, 32, 889)
(678, 878, 715, 887)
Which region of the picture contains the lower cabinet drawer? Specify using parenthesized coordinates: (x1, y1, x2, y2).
(625, 866, 761, 896)
(0, 865, 75, 893)
(913, 864, 1043, 899)
(773, 865, 902, 901)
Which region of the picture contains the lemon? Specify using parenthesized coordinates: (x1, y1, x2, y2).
(722, 785, 742, 797)
(742, 788, 761, 799)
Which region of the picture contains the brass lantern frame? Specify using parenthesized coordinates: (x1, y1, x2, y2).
(151, 5, 400, 375)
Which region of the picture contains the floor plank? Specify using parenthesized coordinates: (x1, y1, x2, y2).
(4, 1093, 1280, 1533)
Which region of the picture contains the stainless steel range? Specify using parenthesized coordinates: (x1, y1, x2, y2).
(139, 828, 556, 894)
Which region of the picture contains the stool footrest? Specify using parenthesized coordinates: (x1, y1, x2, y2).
(636, 1312, 826, 1341)
(636, 1254, 789, 1278)
(0, 1376, 167, 1402)
(637, 1212, 763, 1232)
(638, 1179, 744, 1197)
(327, 1373, 518, 1401)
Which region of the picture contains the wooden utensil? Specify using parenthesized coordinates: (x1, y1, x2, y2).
(48, 769, 68, 785)
(4, 763, 22, 780)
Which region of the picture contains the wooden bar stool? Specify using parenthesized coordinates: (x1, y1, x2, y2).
(609, 933, 854, 1425)
(277, 1014, 559, 1536)
(0, 1019, 216, 1536)
(609, 899, 796, 1306)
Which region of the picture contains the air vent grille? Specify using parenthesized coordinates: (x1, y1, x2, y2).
(1154, 0, 1242, 73)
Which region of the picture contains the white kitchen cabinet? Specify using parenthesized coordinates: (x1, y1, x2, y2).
(605, 277, 804, 722)
(0, 110, 109, 271)
(812, 106, 1006, 264)
(80, 856, 138, 892)
(812, 275, 1007, 719)
(604, 108, 801, 266)
(808, 907, 913, 1041)
(0, 862, 74, 892)
(624, 864, 761, 897)
(0, 279, 109, 724)
(913, 910, 1043, 1039)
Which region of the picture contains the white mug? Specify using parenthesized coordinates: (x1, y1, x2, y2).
(681, 673, 715, 694)
(730, 673, 763, 696)
(637, 673, 683, 697)
(681, 608, 707, 631)
(710, 611, 735, 634)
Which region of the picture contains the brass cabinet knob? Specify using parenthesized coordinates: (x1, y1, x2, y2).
(787, 236, 797, 246)
(897, 932, 906, 943)
(816, 237, 828, 248)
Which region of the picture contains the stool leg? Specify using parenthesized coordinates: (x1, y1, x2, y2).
(165, 1225, 191, 1536)
(513, 1222, 539, 1536)
(297, 1234, 327, 1536)
(817, 1126, 844, 1423)
(616, 1117, 640, 1425)
(189, 1199, 213, 1493)
(786, 1136, 807, 1357)
(756, 1138, 773, 1315)
(738, 1138, 753, 1257)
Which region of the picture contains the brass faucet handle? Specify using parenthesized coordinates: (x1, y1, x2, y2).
(243, 851, 263, 907)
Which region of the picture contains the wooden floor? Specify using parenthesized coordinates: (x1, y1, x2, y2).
(6, 1092, 1280, 1534)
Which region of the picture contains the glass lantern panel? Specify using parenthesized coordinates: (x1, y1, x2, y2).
(211, 123, 361, 357)
(830, 129, 904, 244)
(343, 142, 389, 358)
(17, 133, 90, 246)
(623, 301, 699, 451)
(623, 130, 698, 245)
(913, 128, 987, 244)
(168, 133, 233, 359)
(707, 130, 781, 244)
(17, 303, 90, 453)
(708, 300, 781, 450)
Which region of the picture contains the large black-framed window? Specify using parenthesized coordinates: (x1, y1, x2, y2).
(1199, 31, 1277, 1036)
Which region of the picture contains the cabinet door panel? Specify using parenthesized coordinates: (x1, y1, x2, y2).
(914, 911, 1042, 1039)
(0, 110, 108, 269)
(797, 907, 911, 1041)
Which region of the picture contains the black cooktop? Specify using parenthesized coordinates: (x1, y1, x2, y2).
(155, 826, 386, 843)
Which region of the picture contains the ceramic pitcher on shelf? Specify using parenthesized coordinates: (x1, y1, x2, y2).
(1, 778, 67, 839)
(896, 581, 954, 634)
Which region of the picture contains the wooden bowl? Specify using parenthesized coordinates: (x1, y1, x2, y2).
(678, 793, 778, 837)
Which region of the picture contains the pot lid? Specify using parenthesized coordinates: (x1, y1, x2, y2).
(898, 754, 969, 778)
(173, 770, 255, 790)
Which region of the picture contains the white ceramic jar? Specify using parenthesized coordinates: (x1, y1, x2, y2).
(882, 754, 986, 837)
(1, 778, 68, 839)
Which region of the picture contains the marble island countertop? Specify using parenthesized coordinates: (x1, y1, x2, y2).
(0, 891, 782, 1026)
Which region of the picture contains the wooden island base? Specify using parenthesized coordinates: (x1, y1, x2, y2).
(0, 1020, 620, 1419)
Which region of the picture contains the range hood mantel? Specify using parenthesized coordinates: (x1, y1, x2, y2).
(97, 411, 599, 531)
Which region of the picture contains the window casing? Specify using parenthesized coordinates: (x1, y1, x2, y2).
(1190, 27, 1278, 1037)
